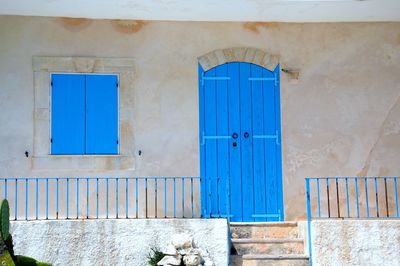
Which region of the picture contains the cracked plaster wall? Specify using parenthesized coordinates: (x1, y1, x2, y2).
(0, 16, 399, 219)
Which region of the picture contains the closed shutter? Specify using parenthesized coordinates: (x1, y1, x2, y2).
(85, 75, 118, 154)
(51, 74, 86, 155)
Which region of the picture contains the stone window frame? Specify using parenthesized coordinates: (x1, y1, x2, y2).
(32, 56, 135, 172)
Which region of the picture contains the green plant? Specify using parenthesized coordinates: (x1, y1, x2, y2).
(147, 247, 165, 266)
(0, 200, 10, 241)
(0, 199, 51, 266)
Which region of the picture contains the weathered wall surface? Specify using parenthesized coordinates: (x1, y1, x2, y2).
(311, 220, 400, 266)
(11, 219, 228, 266)
(0, 16, 399, 219)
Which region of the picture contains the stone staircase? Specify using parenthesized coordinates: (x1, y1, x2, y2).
(230, 222, 309, 266)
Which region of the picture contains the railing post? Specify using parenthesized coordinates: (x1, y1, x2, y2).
(306, 178, 313, 266)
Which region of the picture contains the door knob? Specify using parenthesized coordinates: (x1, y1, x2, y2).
(232, 133, 238, 139)
(244, 132, 249, 138)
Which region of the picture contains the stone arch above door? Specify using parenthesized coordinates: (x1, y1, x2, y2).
(198, 47, 280, 72)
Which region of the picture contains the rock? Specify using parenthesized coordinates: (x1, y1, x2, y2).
(171, 233, 193, 250)
(157, 255, 182, 266)
(183, 254, 202, 266)
(203, 258, 214, 266)
(163, 244, 177, 256)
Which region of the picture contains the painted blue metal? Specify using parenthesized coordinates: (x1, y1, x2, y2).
(305, 178, 313, 266)
(96, 178, 99, 219)
(66, 179, 69, 219)
(355, 178, 360, 217)
(85, 75, 118, 154)
(125, 178, 128, 218)
(1, 177, 199, 220)
(181, 177, 185, 218)
(365, 178, 370, 218)
(395, 177, 399, 217)
(345, 177, 350, 218)
(25, 178, 28, 220)
(106, 178, 109, 219)
(199, 62, 283, 222)
(86, 178, 89, 219)
(14, 179, 17, 220)
(35, 178, 38, 220)
(51, 74, 86, 154)
(164, 177, 167, 218)
(116, 178, 119, 218)
(46, 179, 49, 219)
(76, 178, 79, 219)
(4, 179, 7, 200)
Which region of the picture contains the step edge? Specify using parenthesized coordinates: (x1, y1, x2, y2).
(231, 238, 304, 243)
(230, 222, 297, 227)
(231, 254, 309, 260)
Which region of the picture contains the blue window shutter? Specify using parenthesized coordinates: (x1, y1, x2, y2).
(51, 74, 86, 155)
(85, 75, 118, 154)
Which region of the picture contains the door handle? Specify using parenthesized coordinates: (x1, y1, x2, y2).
(244, 132, 250, 138)
(232, 133, 238, 139)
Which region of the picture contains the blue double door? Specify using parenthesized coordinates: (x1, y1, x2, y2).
(199, 62, 283, 222)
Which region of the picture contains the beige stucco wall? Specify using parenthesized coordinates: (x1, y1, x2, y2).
(0, 16, 399, 220)
(311, 220, 400, 266)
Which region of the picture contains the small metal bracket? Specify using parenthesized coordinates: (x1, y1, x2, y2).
(253, 130, 280, 145)
(200, 131, 232, 146)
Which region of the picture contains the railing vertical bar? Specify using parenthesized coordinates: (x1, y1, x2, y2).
(155, 178, 158, 218)
(56, 178, 59, 219)
(317, 179, 321, 217)
(216, 177, 220, 217)
(25, 178, 28, 220)
(181, 177, 185, 218)
(374, 177, 379, 217)
(125, 178, 128, 219)
(135, 178, 138, 218)
(46, 178, 49, 220)
(345, 177, 350, 218)
(306, 178, 313, 266)
(173, 178, 176, 218)
(384, 177, 389, 217)
(191, 177, 194, 218)
(164, 177, 167, 218)
(96, 178, 99, 219)
(394, 177, 399, 218)
(114, 178, 118, 218)
(145, 178, 148, 219)
(66, 178, 69, 219)
(4, 179, 7, 199)
(335, 177, 340, 218)
(326, 178, 330, 218)
(35, 178, 38, 220)
(365, 177, 370, 218)
(355, 178, 360, 218)
(86, 178, 89, 219)
(76, 178, 79, 219)
(15, 178, 18, 220)
(106, 178, 109, 219)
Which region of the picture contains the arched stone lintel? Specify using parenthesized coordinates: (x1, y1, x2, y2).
(198, 47, 280, 72)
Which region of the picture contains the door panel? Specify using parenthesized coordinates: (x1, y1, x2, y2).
(200, 62, 283, 222)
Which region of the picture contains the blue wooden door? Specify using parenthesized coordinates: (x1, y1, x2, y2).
(199, 62, 283, 222)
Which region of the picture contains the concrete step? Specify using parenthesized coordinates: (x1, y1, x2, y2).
(230, 222, 299, 239)
(231, 254, 309, 266)
(231, 238, 304, 255)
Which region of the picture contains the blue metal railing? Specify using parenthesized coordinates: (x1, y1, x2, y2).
(0, 177, 200, 220)
(305, 176, 400, 265)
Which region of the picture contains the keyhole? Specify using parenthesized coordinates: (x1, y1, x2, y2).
(233, 142, 237, 147)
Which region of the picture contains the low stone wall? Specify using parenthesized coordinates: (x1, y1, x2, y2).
(311, 220, 400, 266)
(11, 219, 228, 266)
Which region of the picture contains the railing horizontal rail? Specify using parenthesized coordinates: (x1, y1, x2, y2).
(0, 177, 201, 221)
